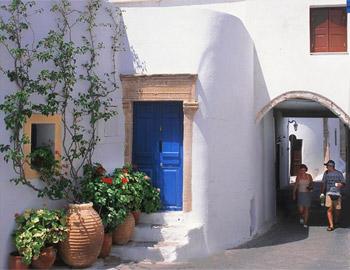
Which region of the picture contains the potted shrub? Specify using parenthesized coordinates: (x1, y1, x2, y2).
(120, 165, 144, 224)
(108, 166, 137, 245)
(0, 0, 124, 267)
(81, 164, 128, 257)
(111, 165, 162, 244)
(140, 175, 162, 214)
(10, 209, 67, 269)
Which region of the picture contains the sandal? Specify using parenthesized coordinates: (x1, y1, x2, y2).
(327, 227, 334, 231)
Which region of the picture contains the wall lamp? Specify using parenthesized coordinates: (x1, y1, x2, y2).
(288, 120, 298, 132)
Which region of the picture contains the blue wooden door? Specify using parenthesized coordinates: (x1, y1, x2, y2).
(133, 102, 183, 210)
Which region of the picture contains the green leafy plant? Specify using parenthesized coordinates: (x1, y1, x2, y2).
(81, 163, 129, 233)
(0, 0, 125, 203)
(114, 164, 162, 214)
(13, 208, 67, 265)
(30, 146, 59, 176)
(114, 164, 143, 212)
(141, 180, 162, 213)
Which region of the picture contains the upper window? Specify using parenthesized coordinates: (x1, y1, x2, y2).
(310, 7, 347, 53)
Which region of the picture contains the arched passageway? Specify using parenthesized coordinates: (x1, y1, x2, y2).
(256, 91, 350, 224)
(256, 91, 350, 127)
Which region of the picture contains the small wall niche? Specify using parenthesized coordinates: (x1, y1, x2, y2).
(23, 114, 62, 179)
(31, 123, 55, 153)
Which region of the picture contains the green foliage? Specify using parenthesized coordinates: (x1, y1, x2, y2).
(81, 163, 161, 232)
(30, 146, 59, 176)
(81, 164, 128, 233)
(0, 0, 124, 203)
(141, 179, 162, 214)
(13, 208, 67, 265)
(114, 164, 162, 214)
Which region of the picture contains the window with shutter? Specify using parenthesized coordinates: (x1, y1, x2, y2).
(310, 7, 347, 53)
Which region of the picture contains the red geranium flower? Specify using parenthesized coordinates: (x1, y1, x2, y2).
(101, 177, 113, 185)
(122, 177, 129, 184)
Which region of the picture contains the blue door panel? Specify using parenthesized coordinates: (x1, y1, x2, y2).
(133, 102, 159, 189)
(133, 102, 183, 210)
(161, 168, 181, 210)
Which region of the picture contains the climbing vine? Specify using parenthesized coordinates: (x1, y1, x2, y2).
(0, 0, 125, 202)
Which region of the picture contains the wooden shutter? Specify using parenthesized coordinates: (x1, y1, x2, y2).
(310, 8, 329, 52)
(329, 8, 347, 52)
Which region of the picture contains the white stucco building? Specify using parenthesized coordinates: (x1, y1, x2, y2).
(288, 118, 345, 180)
(2, 0, 350, 267)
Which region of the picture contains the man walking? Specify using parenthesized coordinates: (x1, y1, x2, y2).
(321, 160, 346, 231)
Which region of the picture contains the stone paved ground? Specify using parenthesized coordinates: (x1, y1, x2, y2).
(115, 194, 350, 270)
(55, 191, 350, 270)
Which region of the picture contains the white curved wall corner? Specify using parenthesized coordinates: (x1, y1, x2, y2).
(120, 6, 276, 256)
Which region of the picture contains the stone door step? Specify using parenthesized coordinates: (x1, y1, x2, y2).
(139, 212, 187, 225)
(132, 223, 191, 242)
(111, 241, 185, 262)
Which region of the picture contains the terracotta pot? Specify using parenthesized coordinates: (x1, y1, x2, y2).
(113, 213, 135, 245)
(99, 232, 112, 258)
(8, 252, 28, 270)
(132, 210, 141, 225)
(31, 246, 56, 269)
(59, 202, 104, 268)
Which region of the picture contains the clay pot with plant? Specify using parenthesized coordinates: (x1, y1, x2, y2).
(0, 0, 124, 267)
(11, 209, 67, 269)
(110, 165, 162, 244)
(81, 164, 129, 257)
(8, 252, 28, 270)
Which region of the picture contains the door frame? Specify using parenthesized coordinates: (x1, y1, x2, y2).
(121, 74, 198, 212)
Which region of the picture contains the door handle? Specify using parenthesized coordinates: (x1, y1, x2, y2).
(159, 141, 162, 153)
(160, 162, 163, 167)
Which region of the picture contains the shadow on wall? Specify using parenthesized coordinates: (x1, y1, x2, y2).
(194, 11, 273, 253)
(118, 17, 147, 75)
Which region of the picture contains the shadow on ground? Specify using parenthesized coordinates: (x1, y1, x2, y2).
(237, 183, 350, 249)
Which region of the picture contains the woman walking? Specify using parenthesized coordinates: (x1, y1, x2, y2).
(293, 164, 313, 228)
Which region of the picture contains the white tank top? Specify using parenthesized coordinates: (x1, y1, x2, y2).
(298, 178, 310, 193)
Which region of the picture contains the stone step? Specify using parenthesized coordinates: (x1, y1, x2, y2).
(139, 212, 187, 225)
(111, 241, 185, 262)
(131, 223, 190, 242)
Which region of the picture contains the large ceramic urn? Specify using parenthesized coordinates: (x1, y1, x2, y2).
(59, 203, 104, 268)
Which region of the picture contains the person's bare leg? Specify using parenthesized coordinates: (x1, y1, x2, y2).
(327, 207, 334, 228)
(299, 206, 304, 223)
(335, 209, 341, 225)
(304, 207, 309, 225)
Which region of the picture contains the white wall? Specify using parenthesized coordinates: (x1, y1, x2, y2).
(118, 4, 276, 256)
(115, 0, 350, 117)
(116, 0, 350, 258)
(288, 118, 345, 181)
(247, 0, 350, 115)
(3, 0, 350, 265)
(328, 118, 346, 172)
(0, 1, 124, 268)
(289, 118, 324, 180)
